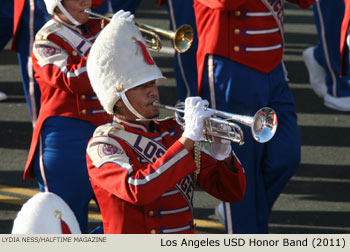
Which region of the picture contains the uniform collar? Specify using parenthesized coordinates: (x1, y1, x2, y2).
(113, 116, 157, 133)
(53, 16, 86, 35)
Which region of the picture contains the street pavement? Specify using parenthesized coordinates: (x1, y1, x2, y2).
(0, 1, 350, 234)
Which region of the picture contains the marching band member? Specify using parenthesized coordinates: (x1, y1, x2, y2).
(9, 0, 104, 125)
(1, 0, 139, 125)
(23, 0, 133, 233)
(85, 16, 246, 234)
(157, 0, 199, 102)
(303, 0, 350, 111)
(193, 0, 314, 233)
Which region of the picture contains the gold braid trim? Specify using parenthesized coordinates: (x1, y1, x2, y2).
(193, 141, 201, 184)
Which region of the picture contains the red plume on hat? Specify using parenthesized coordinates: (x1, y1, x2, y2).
(54, 209, 72, 234)
(135, 40, 155, 65)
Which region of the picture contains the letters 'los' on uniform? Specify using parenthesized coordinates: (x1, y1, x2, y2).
(86, 117, 246, 234)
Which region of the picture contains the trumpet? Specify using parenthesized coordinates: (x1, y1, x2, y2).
(84, 9, 193, 53)
(153, 101, 278, 145)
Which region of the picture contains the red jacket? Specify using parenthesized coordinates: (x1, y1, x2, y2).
(12, 0, 25, 51)
(87, 117, 246, 234)
(24, 17, 112, 179)
(193, 0, 315, 94)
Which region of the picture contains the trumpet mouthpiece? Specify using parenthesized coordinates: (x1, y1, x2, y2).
(152, 100, 160, 107)
(84, 9, 111, 21)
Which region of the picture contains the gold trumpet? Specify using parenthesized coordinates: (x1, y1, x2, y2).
(84, 9, 193, 53)
(153, 101, 278, 145)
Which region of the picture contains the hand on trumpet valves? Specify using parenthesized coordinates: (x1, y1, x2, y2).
(111, 9, 134, 22)
(210, 124, 232, 160)
(182, 97, 214, 142)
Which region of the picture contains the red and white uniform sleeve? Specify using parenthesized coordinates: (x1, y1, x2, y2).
(198, 149, 246, 202)
(87, 124, 245, 205)
(87, 134, 197, 205)
(32, 35, 92, 95)
(86, 120, 246, 233)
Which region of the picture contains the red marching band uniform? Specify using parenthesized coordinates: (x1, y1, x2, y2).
(24, 16, 112, 178)
(193, 0, 315, 234)
(87, 117, 246, 234)
(12, 0, 105, 124)
(194, 0, 315, 94)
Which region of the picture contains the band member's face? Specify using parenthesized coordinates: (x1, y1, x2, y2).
(126, 80, 160, 120)
(61, 0, 91, 24)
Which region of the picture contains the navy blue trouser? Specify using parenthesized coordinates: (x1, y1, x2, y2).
(313, 0, 350, 97)
(33, 117, 96, 233)
(201, 55, 301, 233)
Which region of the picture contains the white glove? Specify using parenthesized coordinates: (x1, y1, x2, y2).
(182, 97, 213, 141)
(210, 124, 232, 160)
(111, 10, 134, 22)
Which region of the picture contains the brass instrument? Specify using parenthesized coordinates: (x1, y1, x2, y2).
(84, 9, 193, 53)
(153, 101, 278, 145)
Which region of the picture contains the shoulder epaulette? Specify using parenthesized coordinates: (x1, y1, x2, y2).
(35, 20, 63, 41)
(93, 122, 124, 137)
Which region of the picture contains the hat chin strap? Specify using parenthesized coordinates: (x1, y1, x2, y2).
(57, 2, 81, 26)
(120, 92, 153, 121)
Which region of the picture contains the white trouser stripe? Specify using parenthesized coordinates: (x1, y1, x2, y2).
(208, 55, 216, 109)
(29, 0, 37, 126)
(316, 0, 337, 96)
(168, 0, 191, 98)
(39, 135, 49, 192)
(224, 202, 233, 234)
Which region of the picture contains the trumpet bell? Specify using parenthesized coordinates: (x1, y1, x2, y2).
(173, 24, 193, 53)
(251, 107, 278, 143)
(136, 22, 193, 53)
(84, 9, 193, 53)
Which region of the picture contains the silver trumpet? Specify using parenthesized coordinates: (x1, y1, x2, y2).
(153, 101, 278, 145)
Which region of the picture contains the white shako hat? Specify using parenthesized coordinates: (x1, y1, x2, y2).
(43, 0, 81, 26)
(11, 192, 81, 234)
(44, 0, 61, 15)
(87, 18, 166, 119)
